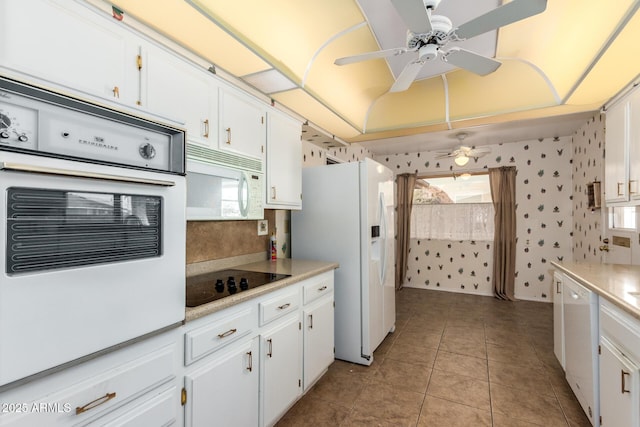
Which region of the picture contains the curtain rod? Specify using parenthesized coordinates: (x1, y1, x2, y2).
(417, 170, 489, 180)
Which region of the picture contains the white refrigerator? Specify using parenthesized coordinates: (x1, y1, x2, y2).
(291, 158, 395, 365)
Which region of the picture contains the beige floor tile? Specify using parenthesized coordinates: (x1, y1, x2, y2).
(491, 383, 568, 426)
(486, 341, 543, 368)
(439, 335, 487, 359)
(371, 357, 432, 393)
(433, 350, 488, 381)
(427, 369, 491, 411)
(492, 412, 545, 426)
(555, 390, 592, 427)
(306, 367, 369, 409)
(488, 360, 556, 397)
(417, 396, 492, 427)
(275, 397, 350, 426)
(343, 382, 424, 427)
(385, 341, 437, 367)
(394, 329, 442, 349)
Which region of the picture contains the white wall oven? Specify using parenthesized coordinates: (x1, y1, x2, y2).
(0, 77, 186, 388)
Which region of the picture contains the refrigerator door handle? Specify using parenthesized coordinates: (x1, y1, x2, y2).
(378, 192, 387, 285)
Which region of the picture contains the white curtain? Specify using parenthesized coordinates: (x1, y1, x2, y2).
(411, 203, 495, 241)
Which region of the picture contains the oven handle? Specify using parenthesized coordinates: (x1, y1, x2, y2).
(0, 162, 176, 187)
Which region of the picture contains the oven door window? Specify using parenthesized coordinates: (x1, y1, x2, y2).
(6, 187, 162, 274)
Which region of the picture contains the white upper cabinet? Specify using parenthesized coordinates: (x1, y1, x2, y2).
(0, 0, 139, 107)
(219, 84, 266, 160)
(265, 110, 302, 209)
(143, 43, 218, 147)
(605, 86, 640, 205)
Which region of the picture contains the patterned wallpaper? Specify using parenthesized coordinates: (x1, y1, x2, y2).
(301, 141, 372, 167)
(374, 137, 574, 302)
(571, 114, 606, 262)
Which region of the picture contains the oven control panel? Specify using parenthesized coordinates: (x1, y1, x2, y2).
(0, 77, 185, 174)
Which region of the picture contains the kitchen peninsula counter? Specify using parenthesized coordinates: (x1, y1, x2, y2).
(551, 261, 640, 320)
(185, 258, 338, 322)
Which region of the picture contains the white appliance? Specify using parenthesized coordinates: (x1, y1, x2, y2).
(0, 77, 186, 388)
(563, 275, 599, 425)
(186, 158, 263, 220)
(291, 158, 395, 365)
(553, 271, 564, 369)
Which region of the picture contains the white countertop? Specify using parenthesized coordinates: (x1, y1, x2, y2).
(551, 261, 640, 319)
(185, 258, 339, 322)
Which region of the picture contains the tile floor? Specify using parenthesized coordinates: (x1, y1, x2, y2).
(277, 288, 592, 426)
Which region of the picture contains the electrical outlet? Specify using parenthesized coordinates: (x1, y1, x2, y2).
(257, 220, 268, 236)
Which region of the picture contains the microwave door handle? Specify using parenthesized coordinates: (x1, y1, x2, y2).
(0, 162, 176, 187)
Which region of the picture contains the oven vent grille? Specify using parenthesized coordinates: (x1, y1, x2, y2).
(186, 144, 262, 173)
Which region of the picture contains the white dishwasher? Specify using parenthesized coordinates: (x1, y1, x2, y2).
(563, 275, 599, 425)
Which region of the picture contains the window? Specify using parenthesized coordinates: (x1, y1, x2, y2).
(411, 174, 494, 241)
(608, 206, 637, 230)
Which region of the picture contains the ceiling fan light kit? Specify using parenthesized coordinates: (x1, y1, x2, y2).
(335, 0, 548, 92)
(454, 155, 470, 166)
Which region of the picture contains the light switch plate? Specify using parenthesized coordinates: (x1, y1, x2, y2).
(257, 220, 268, 236)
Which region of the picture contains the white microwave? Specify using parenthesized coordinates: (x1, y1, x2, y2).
(187, 159, 264, 220)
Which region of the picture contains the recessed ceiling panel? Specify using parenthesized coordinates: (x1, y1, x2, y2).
(111, 0, 270, 76)
(566, 7, 640, 106)
(272, 89, 362, 140)
(447, 60, 559, 121)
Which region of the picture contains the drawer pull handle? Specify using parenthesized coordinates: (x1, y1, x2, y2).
(318, 286, 327, 292)
(218, 328, 237, 339)
(556, 281, 561, 294)
(267, 338, 273, 358)
(278, 303, 291, 310)
(630, 180, 638, 195)
(76, 392, 116, 415)
(309, 314, 314, 330)
(247, 351, 253, 372)
(622, 370, 631, 393)
(226, 127, 232, 144)
(618, 182, 624, 196)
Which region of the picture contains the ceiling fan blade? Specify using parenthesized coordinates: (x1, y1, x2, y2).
(391, 0, 433, 34)
(454, 0, 547, 40)
(390, 59, 425, 92)
(442, 47, 501, 76)
(334, 47, 413, 66)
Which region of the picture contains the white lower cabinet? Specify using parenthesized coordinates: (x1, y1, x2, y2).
(553, 272, 564, 369)
(183, 270, 334, 427)
(184, 337, 259, 427)
(599, 299, 640, 427)
(599, 337, 639, 427)
(260, 314, 302, 427)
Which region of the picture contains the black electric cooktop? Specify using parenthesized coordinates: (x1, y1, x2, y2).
(186, 269, 291, 307)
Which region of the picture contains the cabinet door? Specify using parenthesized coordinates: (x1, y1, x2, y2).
(219, 85, 265, 160)
(261, 315, 302, 427)
(303, 296, 334, 390)
(605, 100, 629, 203)
(628, 88, 640, 200)
(0, 0, 138, 106)
(185, 337, 259, 427)
(265, 111, 302, 209)
(600, 337, 640, 427)
(143, 44, 217, 146)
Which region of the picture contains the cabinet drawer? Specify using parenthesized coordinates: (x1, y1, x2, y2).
(2, 345, 176, 426)
(99, 385, 177, 427)
(600, 299, 640, 360)
(185, 307, 255, 365)
(259, 289, 300, 326)
(303, 272, 334, 305)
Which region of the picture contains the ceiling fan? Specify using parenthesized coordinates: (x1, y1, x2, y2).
(335, 0, 547, 92)
(435, 133, 491, 166)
